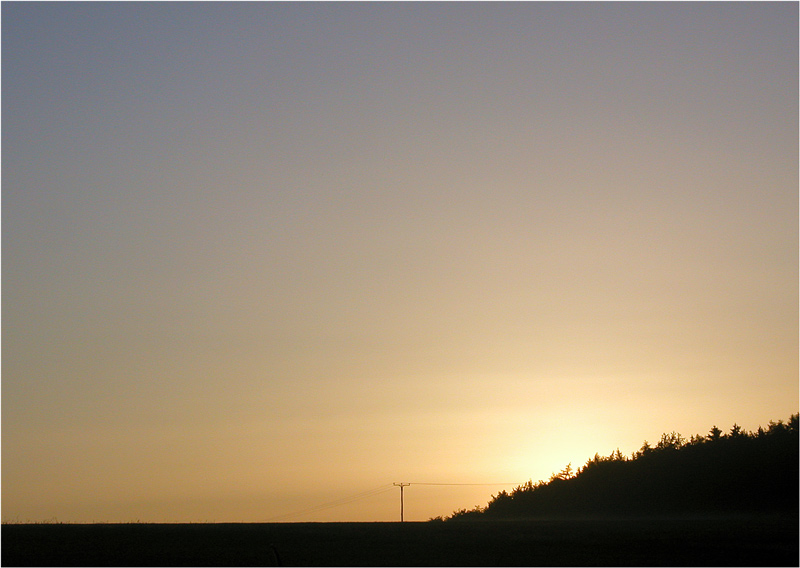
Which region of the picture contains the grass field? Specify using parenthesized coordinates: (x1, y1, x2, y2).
(3, 514, 797, 566)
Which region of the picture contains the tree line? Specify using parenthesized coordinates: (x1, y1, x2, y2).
(434, 414, 798, 520)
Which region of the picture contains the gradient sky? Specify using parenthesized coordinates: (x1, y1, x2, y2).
(2, 2, 797, 523)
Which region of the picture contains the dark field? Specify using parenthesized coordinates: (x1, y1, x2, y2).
(3, 515, 798, 567)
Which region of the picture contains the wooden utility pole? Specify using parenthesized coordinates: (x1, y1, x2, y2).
(393, 483, 410, 522)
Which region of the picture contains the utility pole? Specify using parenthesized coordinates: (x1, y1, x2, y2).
(393, 483, 410, 522)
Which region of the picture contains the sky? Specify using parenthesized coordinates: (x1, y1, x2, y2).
(2, 1, 797, 523)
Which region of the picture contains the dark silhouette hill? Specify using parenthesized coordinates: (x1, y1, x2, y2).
(438, 414, 798, 520)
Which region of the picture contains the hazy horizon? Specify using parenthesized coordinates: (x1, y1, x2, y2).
(3, 1, 798, 523)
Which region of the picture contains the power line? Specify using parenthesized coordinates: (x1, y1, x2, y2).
(407, 482, 525, 486)
(390, 481, 526, 522)
(264, 481, 528, 522)
(265, 485, 394, 522)
(265, 484, 395, 522)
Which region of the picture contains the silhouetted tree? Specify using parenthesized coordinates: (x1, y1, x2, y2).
(550, 463, 574, 481)
(656, 431, 685, 450)
(729, 423, 745, 438)
(442, 414, 799, 521)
